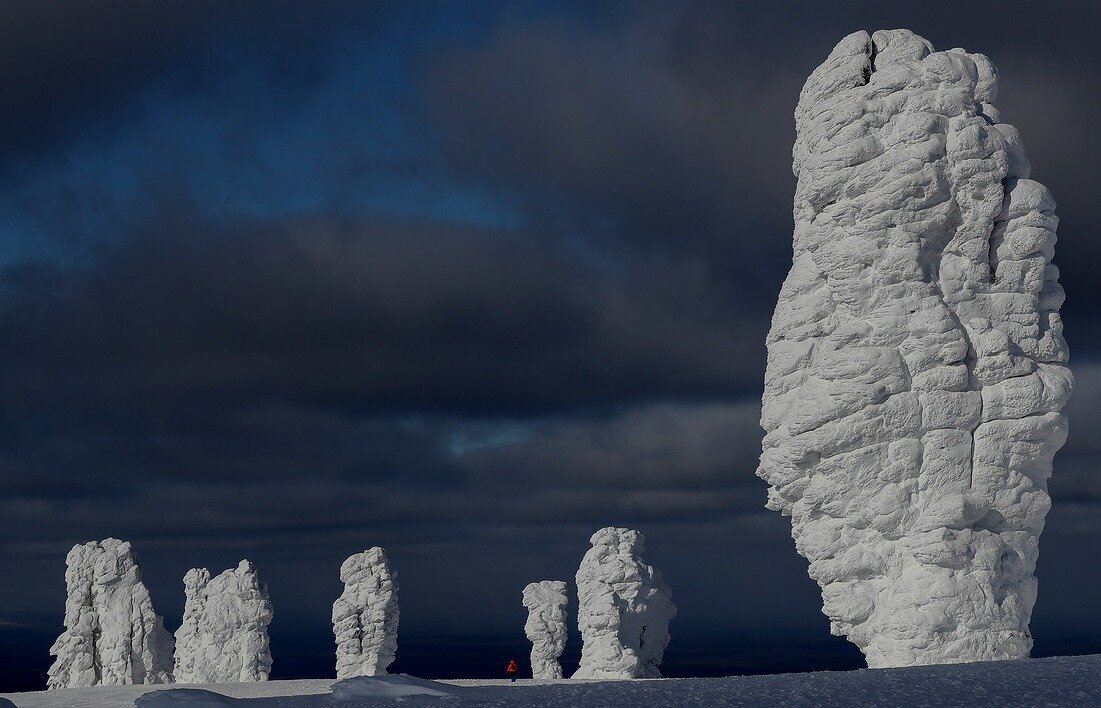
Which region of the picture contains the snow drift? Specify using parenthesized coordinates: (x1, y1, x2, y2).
(47, 538, 174, 689)
(330, 674, 475, 699)
(522, 580, 568, 679)
(135, 688, 238, 706)
(332, 547, 400, 678)
(757, 29, 1071, 667)
(573, 527, 675, 679)
(172, 560, 273, 683)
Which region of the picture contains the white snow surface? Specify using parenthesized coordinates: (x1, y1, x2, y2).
(4, 654, 1098, 707)
(135, 688, 238, 706)
(47, 539, 174, 689)
(173, 561, 274, 683)
(332, 548, 399, 679)
(522, 581, 568, 679)
(330, 675, 475, 699)
(758, 29, 1071, 667)
(573, 528, 676, 679)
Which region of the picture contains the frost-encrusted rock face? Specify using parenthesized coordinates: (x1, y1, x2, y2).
(47, 539, 173, 689)
(332, 547, 399, 679)
(573, 528, 676, 679)
(172, 560, 273, 682)
(522, 580, 568, 679)
(758, 29, 1071, 668)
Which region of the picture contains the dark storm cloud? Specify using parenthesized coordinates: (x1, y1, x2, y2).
(0, 1, 395, 171)
(0, 188, 767, 563)
(420, 4, 801, 300)
(0, 1, 218, 162)
(0, 210, 760, 420)
(0, 399, 764, 553)
(420, 0, 1101, 317)
(1048, 365, 1101, 505)
(464, 402, 762, 491)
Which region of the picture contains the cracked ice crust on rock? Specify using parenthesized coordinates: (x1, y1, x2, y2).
(172, 560, 274, 682)
(758, 29, 1071, 668)
(332, 547, 399, 679)
(47, 539, 173, 689)
(522, 580, 568, 679)
(573, 528, 676, 679)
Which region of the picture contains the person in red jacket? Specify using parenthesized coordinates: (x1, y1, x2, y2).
(506, 658, 519, 682)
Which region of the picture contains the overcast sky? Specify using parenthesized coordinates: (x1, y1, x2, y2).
(1, 0, 1099, 682)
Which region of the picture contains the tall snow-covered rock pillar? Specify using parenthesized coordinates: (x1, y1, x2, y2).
(172, 560, 274, 682)
(332, 547, 399, 678)
(573, 527, 675, 679)
(522, 580, 568, 679)
(758, 29, 1071, 668)
(47, 538, 174, 689)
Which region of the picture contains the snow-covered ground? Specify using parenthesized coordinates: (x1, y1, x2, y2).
(2, 654, 1098, 707)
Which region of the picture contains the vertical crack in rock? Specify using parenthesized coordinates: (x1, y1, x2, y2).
(759, 29, 1071, 667)
(332, 547, 399, 679)
(172, 560, 273, 682)
(47, 539, 173, 689)
(573, 528, 676, 679)
(522, 580, 568, 679)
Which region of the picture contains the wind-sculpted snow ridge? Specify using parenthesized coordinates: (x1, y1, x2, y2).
(573, 528, 676, 679)
(46, 538, 174, 689)
(331, 674, 479, 699)
(522, 580, 568, 679)
(758, 29, 1071, 668)
(332, 547, 399, 679)
(172, 560, 274, 682)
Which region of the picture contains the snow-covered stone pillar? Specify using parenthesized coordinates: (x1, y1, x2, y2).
(332, 547, 399, 678)
(522, 580, 568, 679)
(573, 527, 675, 679)
(47, 538, 174, 689)
(758, 29, 1071, 668)
(172, 560, 273, 682)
